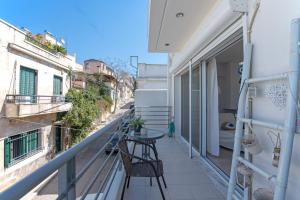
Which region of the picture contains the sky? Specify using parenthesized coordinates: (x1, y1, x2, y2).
(0, 0, 167, 67)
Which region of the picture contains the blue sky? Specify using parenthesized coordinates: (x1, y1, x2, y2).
(0, 0, 167, 66)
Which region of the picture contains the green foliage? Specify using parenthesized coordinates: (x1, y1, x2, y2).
(129, 116, 145, 129)
(26, 36, 67, 55)
(53, 44, 67, 55)
(86, 74, 113, 111)
(99, 95, 113, 108)
(63, 88, 98, 145)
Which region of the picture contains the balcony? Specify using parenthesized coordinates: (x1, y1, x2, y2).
(122, 137, 226, 200)
(73, 80, 86, 89)
(5, 95, 71, 118)
(0, 108, 226, 200)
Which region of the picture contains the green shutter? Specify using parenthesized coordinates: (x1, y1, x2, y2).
(30, 131, 38, 151)
(21, 133, 28, 156)
(4, 138, 11, 168)
(20, 67, 36, 103)
(53, 76, 62, 95)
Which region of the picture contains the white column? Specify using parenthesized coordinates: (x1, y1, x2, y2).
(189, 60, 192, 158)
(201, 61, 207, 157)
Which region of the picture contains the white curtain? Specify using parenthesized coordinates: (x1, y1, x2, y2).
(206, 58, 220, 156)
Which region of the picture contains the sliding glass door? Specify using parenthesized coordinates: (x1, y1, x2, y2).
(179, 65, 201, 153)
(191, 65, 201, 151)
(181, 72, 189, 142)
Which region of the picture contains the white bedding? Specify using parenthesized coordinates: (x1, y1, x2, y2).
(219, 129, 235, 150)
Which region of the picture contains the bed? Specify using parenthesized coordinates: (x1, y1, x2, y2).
(219, 129, 235, 150)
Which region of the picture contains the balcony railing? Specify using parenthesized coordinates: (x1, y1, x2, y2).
(5, 94, 69, 104)
(5, 95, 71, 117)
(0, 109, 133, 200)
(135, 106, 171, 129)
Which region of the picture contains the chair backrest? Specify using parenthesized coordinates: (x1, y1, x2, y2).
(118, 138, 132, 173)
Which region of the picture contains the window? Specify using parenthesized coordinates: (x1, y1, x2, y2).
(53, 75, 63, 95)
(19, 66, 37, 103)
(4, 130, 42, 168)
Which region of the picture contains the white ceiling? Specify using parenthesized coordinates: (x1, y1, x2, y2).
(148, 0, 219, 52)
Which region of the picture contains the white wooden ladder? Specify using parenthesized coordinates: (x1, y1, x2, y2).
(227, 18, 300, 200)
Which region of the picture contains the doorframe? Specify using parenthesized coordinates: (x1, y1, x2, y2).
(55, 125, 62, 153)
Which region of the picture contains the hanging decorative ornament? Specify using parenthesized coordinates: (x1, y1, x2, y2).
(272, 147, 281, 167)
(264, 81, 288, 110)
(241, 133, 263, 155)
(267, 130, 281, 167)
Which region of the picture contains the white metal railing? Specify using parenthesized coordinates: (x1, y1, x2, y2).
(134, 106, 172, 128)
(0, 108, 134, 200)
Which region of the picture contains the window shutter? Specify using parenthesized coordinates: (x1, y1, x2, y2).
(4, 138, 11, 168)
(20, 67, 36, 103)
(31, 130, 38, 151)
(53, 76, 62, 95)
(21, 133, 28, 156)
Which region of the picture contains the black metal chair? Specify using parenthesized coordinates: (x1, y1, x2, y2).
(118, 138, 167, 200)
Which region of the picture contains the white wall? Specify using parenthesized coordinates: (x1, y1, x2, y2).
(135, 63, 168, 108)
(248, 1, 300, 199)
(137, 63, 167, 78)
(134, 90, 167, 107)
(136, 79, 167, 90)
(165, 0, 300, 199)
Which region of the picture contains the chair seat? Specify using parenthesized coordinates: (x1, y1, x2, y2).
(130, 160, 164, 177)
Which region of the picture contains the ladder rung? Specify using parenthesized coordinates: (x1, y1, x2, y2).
(238, 157, 276, 182)
(239, 118, 284, 131)
(245, 73, 288, 84)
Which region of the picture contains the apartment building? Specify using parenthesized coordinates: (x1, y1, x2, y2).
(117, 73, 134, 104)
(85, 59, 117, 112)
(148, 0, 300, 199)
(73, 59, 134, 112)
(0, 19, 78, 190)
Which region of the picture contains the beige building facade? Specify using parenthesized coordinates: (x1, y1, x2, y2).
(0, 19, 78, 191)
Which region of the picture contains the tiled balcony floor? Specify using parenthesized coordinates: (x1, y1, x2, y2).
(123, 136, 226, 200)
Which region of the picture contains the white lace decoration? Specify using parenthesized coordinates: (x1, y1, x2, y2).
(264, 82, 288, 110)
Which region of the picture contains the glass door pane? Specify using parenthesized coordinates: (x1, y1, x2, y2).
(191, 65, 201, 150)
(181, 72, 189, 142)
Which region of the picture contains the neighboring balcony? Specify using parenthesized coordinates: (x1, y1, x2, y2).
(4, 95, 71, 118)
(73, 80, 86, 89)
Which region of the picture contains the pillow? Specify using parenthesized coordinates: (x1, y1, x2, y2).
(221, 122, 236, 130)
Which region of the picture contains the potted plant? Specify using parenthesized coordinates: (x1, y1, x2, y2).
(129, 116, 145, 133)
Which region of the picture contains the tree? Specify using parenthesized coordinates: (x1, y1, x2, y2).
(104, 58, 132, 113)
(63, 88, 98, 145)
(85, 73, 113, 111)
